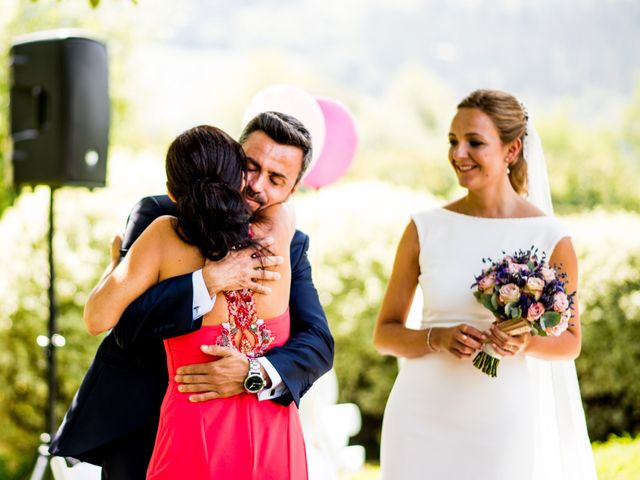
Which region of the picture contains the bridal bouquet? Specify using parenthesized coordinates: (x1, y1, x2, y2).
(471, 248, 574, 377)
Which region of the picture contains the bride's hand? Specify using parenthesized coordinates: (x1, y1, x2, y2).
(486, 322, 530, 356)
(433, 325, 485, 360)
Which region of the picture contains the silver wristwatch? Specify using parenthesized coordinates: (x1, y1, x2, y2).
(244, 359, 266, 394)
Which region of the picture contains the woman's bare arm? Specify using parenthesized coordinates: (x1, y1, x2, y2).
(373, 222, 436, 358)
(374, 221, 486, 359)
(83, 217, 169, 335)
(524, 236, 582, 359)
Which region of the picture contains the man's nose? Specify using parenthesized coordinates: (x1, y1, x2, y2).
(249, 173, 266, 193)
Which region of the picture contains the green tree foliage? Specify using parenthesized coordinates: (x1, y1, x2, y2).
(0, 186, 132, 478)
(343, 68, 640, 212)
(345, 63, 458, 198)
(571, 212, 640, 440)
(621, 79, 640, 182)
(296, 187, 640, 460)
(0, 181, 638, 474)
(0, 0, 144, 219)
(540, 112, 640, 212)
(295, 182, 438, 458)
(318, 249, 398, 457)
(0, 6, 18, 215)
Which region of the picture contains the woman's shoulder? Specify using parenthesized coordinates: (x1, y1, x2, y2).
(518, 199, 570, 235)
(410, 205, 448, 226)
(147, 214, 177, 232)
(255, 203, 295, 236)
(137, 215, 179, 246)
(543, 214, 571, 239)
(250, 203, 295, 258)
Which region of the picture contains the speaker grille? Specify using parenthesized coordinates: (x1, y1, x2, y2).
(10, 34, 110, 188)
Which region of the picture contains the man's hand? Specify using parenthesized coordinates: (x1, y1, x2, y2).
(203, 236, 284, 296)
(174, 345, 270, 402)
(110, 234, 123, 265)
(96, 234, 123, 285)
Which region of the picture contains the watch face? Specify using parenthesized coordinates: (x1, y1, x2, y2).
(245, 375, 265, 393)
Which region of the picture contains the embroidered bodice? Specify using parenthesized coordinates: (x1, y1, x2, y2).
(216, 289, 275, 358)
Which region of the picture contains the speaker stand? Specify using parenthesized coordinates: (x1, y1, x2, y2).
(30, 186, 63, 480)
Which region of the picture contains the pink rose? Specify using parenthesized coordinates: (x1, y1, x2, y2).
(540, 266, 556, 282)
(526, 302, 545, 322)
(553, 292, 569, 312)
(478, 272, 496, 293)
(499, 283, 521, 305)
(524, 277, 545, 300)
(546, 317, 570, 336)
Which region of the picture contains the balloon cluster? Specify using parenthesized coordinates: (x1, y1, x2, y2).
(243, 84, 358, 189)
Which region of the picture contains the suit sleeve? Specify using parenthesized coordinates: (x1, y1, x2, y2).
(112, 196, 202, 349)
(264, 233, 335, 406)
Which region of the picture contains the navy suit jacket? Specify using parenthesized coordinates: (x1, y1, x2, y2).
(50, 195, 334, 466)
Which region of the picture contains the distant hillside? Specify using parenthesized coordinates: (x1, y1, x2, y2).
(170, 0, 640, 107)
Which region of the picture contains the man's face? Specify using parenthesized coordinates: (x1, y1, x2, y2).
(241, 130, 304, 212)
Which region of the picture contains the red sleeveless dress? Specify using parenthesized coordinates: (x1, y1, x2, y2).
(146, 290, 308, 479)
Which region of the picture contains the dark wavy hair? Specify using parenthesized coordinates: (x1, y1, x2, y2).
(165, 125, 255, 261)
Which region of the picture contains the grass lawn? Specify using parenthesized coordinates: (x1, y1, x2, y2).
(340, 435, 640, 479)
(593, 435, 640, 480)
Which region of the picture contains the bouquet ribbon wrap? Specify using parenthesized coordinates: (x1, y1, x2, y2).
(473, 318, 531, 377)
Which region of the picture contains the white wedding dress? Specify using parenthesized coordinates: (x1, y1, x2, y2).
(380, 208, 597, 480)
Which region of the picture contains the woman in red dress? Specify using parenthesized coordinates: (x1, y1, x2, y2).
(84, 125, 307, 479)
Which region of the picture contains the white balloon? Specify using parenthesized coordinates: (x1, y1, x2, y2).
(242, 84, 326, 167)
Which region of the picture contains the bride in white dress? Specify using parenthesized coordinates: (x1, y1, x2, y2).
(374, 89, 596, 480)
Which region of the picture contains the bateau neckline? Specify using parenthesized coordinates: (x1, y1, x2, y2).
(438, 207, 549, 221)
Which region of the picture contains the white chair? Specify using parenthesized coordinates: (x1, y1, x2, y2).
(50, 457, 101, 480)
(299, 369, 366, 479)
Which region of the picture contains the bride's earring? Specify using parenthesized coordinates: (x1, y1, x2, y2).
(504, 158, 511, 175)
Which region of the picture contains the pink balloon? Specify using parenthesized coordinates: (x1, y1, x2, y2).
(302, 97, 358, 189)
(243, 85, 326, 168)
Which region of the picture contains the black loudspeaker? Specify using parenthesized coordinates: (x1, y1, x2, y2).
(9, 32, 110, 188)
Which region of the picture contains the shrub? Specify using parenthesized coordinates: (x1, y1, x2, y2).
(569, 212, 640, 440)
(296, 187, 640, 459)
(295, 181, 438, 458)
(593, 434, 640, 480)
(2, 179, 638, 474)
(0, 150, 163, 477)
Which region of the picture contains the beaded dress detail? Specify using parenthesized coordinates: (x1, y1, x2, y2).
(216, 289, 274, 358)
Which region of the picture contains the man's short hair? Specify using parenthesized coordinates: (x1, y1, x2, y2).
(239, 111, 313, 185)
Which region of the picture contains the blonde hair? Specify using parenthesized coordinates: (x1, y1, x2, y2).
(457, 89, 528, 194)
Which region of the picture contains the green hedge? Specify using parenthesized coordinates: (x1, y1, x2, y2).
(0, 183, 145, 478)
(570, 212, 640, 440)
(296, 186, 640, 459)
(593, 434, 640, 480)
(1, 182, 638, 476)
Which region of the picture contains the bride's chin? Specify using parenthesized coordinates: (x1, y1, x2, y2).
(457, 177, 484, 192)
(455, 173, 474, 187)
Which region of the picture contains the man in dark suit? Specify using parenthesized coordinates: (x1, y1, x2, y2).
(50, 112, 334, 479)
